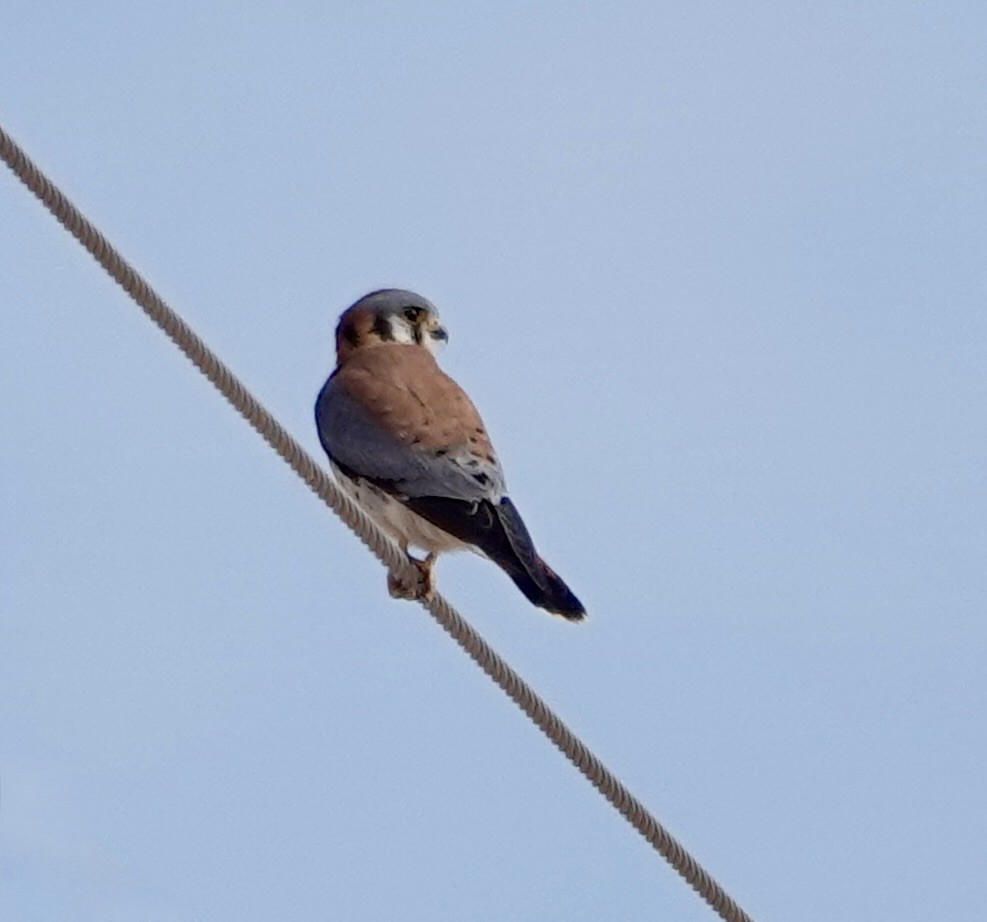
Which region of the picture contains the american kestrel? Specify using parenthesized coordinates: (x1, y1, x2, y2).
(315, 289, 585, 621)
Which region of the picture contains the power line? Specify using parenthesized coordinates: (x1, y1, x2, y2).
(1, 122, 756, 922)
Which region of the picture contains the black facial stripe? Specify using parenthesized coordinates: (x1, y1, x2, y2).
(340, 320, 360, 347)
(371, 314, 394, 341)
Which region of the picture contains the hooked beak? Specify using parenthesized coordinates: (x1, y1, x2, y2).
(429, 325, 449, 343)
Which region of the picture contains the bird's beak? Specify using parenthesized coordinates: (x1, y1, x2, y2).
(430, 325, 449, 343)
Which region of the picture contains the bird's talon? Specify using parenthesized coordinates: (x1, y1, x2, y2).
(387, 554, 435, 603)
(415, 555, 436, 601)
(387, 570, 419, 600)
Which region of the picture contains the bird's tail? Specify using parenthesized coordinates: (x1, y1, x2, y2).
(403, 494, 586, 621)
(506, 556, 586, 621)
(492, 498, 586, 620)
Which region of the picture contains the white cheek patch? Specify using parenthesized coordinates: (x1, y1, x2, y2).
(423, 333, 446, 357)
(388, 318, 418, 345)
(387, 314, 446, 355)
(423, 313, 446, 357)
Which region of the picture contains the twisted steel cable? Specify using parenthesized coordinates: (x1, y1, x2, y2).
(1, 122, 755, 922)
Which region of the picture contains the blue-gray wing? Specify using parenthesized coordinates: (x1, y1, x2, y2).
(315, 374, 506, 503)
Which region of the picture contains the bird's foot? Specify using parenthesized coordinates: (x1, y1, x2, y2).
(387, 553, 436, 602)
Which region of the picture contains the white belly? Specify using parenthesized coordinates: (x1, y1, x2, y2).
(331, 464, 470, 556)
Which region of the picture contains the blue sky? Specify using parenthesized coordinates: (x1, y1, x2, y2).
(2, 3, 986, 920)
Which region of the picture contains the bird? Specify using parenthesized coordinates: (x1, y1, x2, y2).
(315, 289, 585, 621)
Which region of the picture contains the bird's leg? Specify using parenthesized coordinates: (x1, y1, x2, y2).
(415, 552, 437, 601)
(387, 546, 437, 602)
(387, 540, 418, 600)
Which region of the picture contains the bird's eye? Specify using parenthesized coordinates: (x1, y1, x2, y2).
(403, 306, 422, 322)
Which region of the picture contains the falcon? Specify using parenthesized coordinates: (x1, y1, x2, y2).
(315, 289, 585, 621)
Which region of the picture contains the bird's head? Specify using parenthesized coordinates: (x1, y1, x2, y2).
(334, 289, 448, 363)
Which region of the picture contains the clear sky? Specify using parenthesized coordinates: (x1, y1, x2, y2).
(2, 3, 986, 920)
